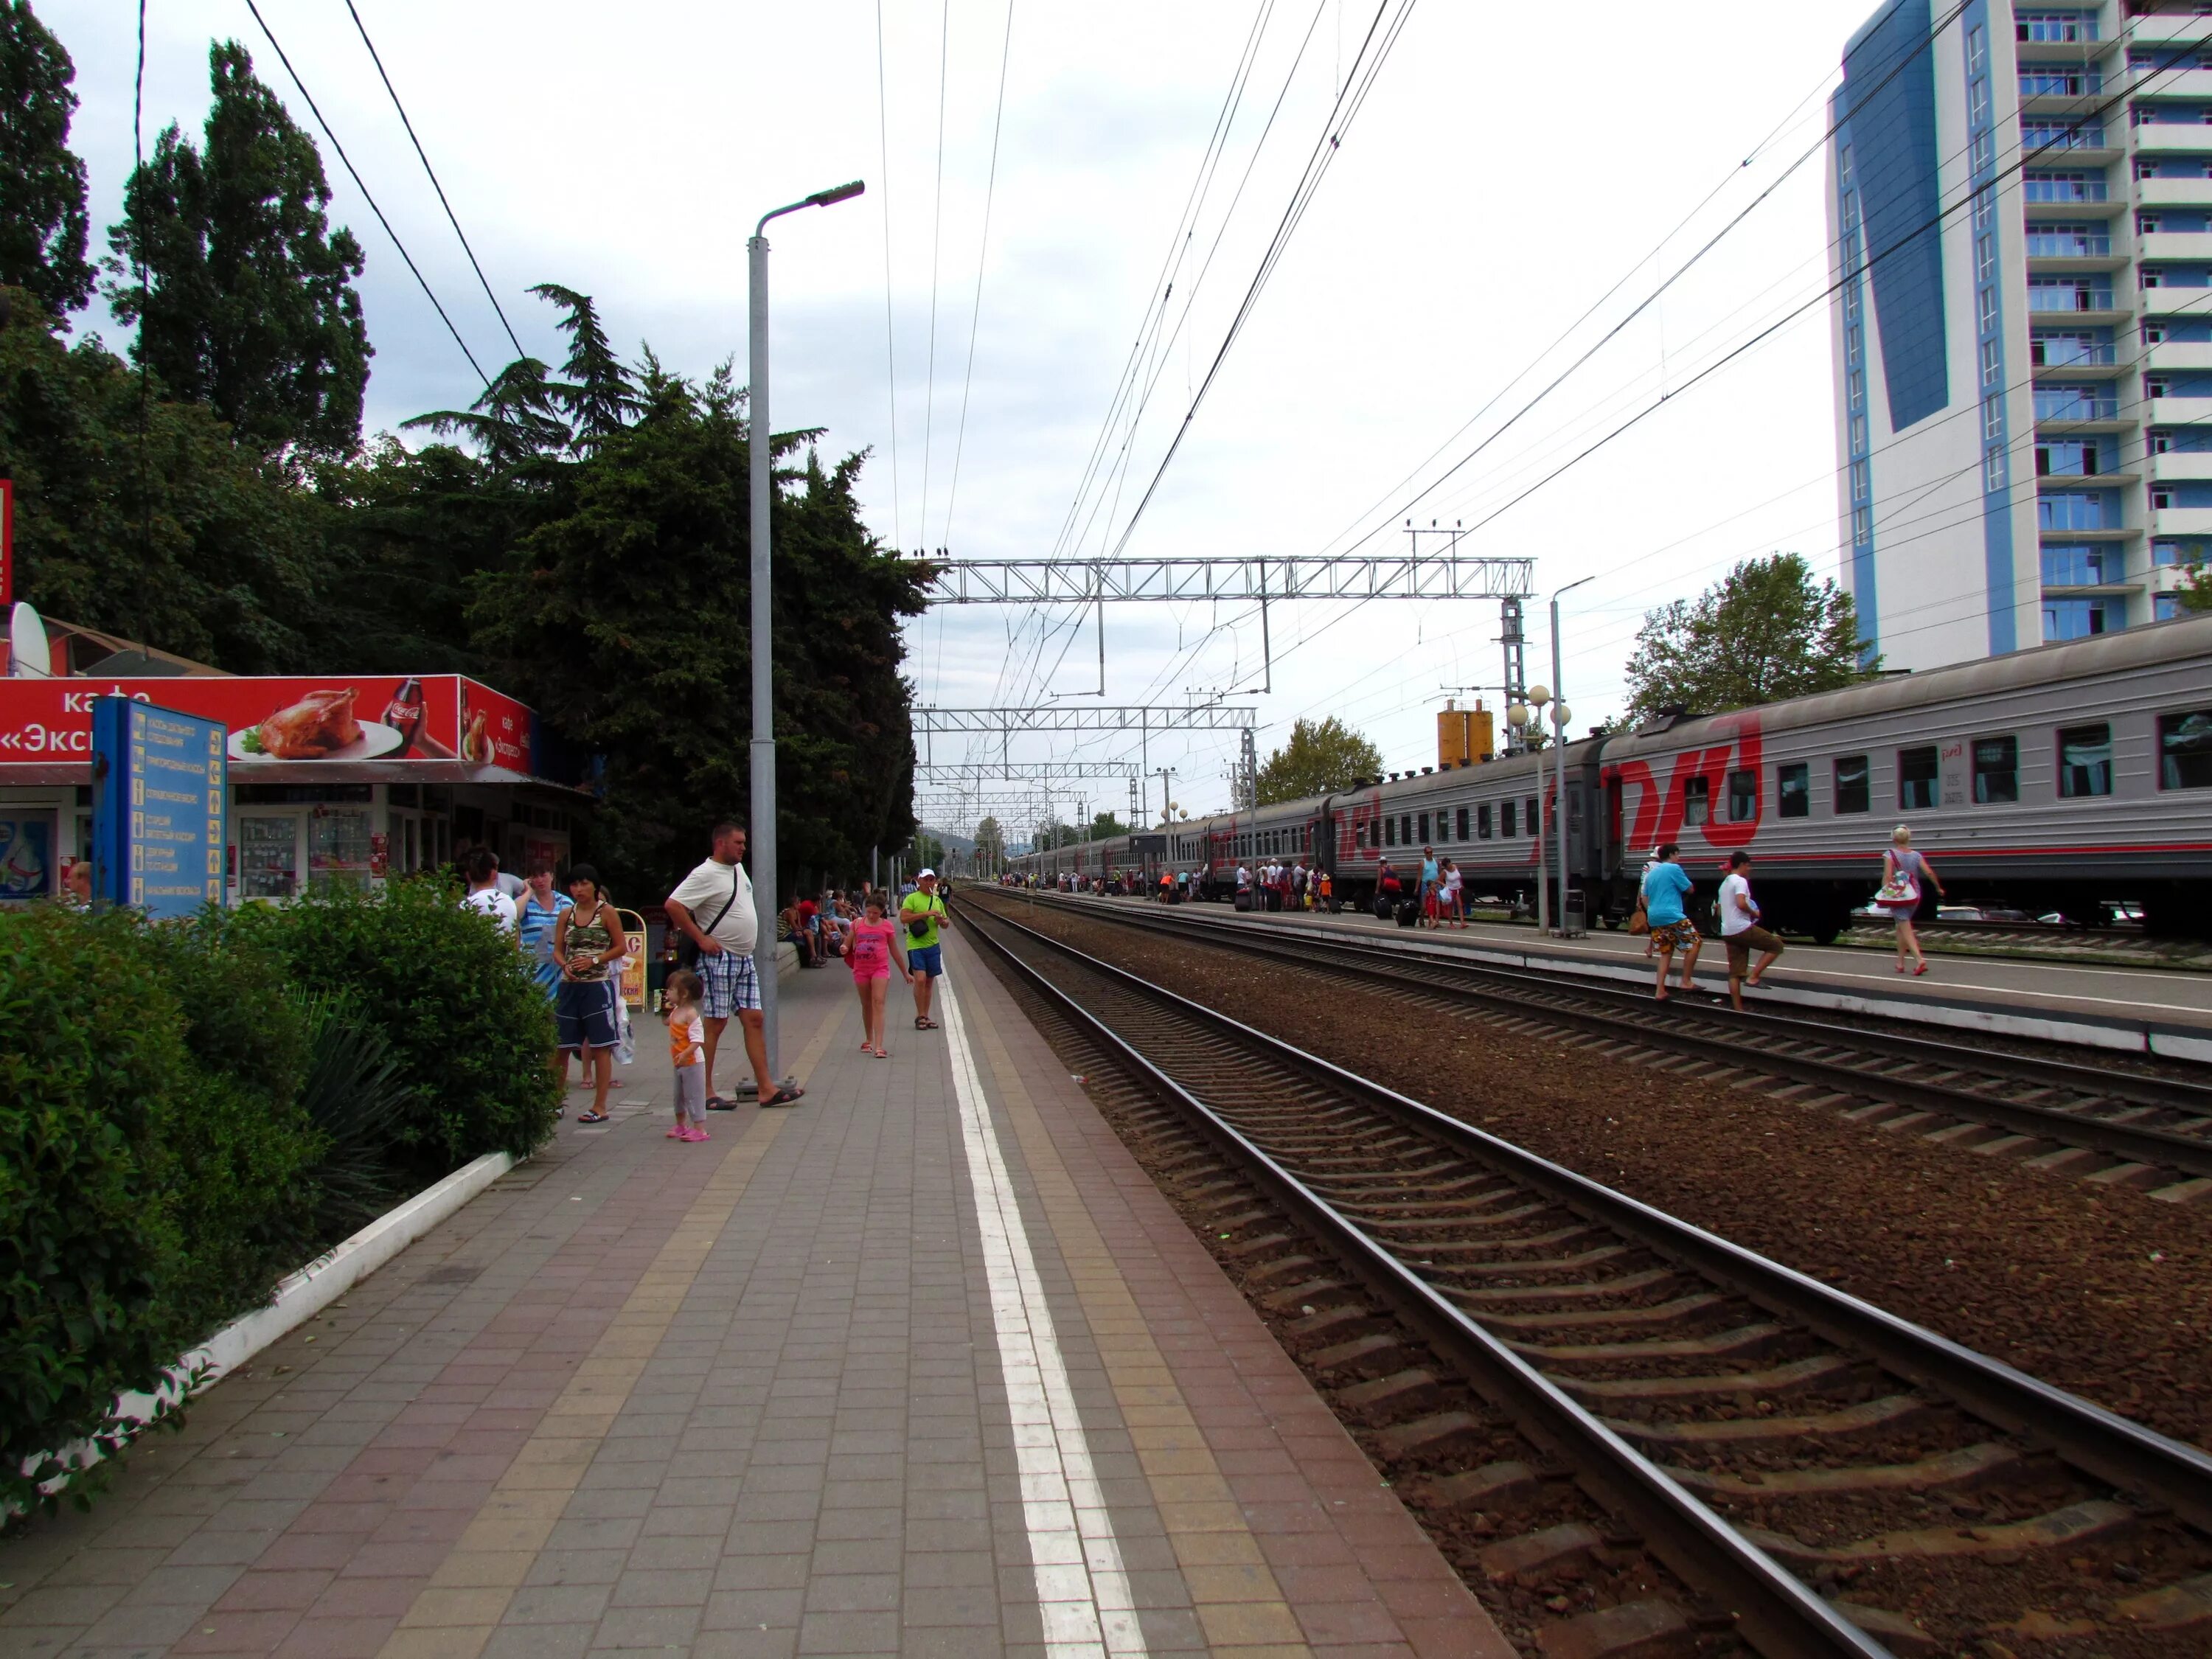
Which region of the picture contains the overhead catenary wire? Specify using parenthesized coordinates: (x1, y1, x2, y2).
(240, 0, 490, 389)
(875, 0, 905, 554)
(939, 0, 1016, 556)
(917, 1, 952, 541)
(340, 0, 522, 361)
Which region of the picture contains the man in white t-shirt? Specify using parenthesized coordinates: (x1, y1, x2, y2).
(1718, 849, 1784, 1012)
(461, 847, 518, 934)
(667, 821, 804, 1110)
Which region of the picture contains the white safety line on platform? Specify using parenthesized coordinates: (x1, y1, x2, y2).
(939, 975, 1147, 1659)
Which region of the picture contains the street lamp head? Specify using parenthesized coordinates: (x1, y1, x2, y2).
(1552, 703, 1571, 727)
(806, 180, 866, 208)
(1527, 684, 1551, 707)
(1506, 704, 1529, 728)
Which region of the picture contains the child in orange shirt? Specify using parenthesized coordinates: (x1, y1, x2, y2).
(664, 969, 709, 1141)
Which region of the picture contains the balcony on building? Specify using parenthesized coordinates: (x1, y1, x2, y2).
(2150, 448, 2212, 481)
(2132, 125, 2212, 157)
(2145, 393, 2212, 424)
(2034, 382, 2129, 431)
(2137, 175, 2212, 209)
(2122, 15, 2212, 50)
(2120, 63, 2212, 100)
(2152, 503, 2212, 536)
(2025, 225, 2128, 271)
(2146, 337, 2212, 369)
(2138, 229, 2212, 260)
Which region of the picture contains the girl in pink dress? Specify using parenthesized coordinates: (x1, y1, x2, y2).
(846, 894, 913, 1058)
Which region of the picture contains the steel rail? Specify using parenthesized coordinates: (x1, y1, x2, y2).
(1029, 894, 2212, 1178)
(951, 899, 1891, 1659)
(959, 894, 2212, 1540)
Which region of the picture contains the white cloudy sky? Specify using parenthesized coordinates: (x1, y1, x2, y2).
(52, 0, 1882, 830)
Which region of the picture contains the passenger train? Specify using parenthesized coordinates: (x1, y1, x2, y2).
(1007, 612, 2212, 939)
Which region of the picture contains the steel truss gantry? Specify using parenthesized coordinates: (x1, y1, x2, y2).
(914, 704, 1256, 734)
(922, 554, 1534, 604)
(914, 761, 1141, 784)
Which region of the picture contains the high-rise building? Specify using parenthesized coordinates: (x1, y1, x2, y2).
(1829, 0, 2210, 673)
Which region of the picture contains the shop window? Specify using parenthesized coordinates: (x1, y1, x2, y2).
(1899, 745, 1941, 810)
(237, 815, 299, 900)
(1778, 762, 1810, 818)
(2058, 723, 2112, 797)
(1834, 754, 1871, 814)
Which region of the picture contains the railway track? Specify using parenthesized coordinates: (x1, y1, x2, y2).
(1012, 892, 2212, 1194)
(956, 892, 2212, 1658)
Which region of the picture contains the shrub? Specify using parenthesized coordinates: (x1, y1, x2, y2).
(0, 907, 320, 1511)
(228, 878, 560, 1174)
(293, 994, 413, 1240)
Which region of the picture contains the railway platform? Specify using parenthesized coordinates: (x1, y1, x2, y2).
(0, 937, 1504, 1659)
(1071, 893, 2212, 1060)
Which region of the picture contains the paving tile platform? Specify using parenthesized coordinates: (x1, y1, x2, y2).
(0, 931, 1509, 1659)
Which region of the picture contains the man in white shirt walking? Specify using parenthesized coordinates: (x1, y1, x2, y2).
(1718, 849, 1784, 1012)
(461, 847, 518, 934)
(667, 821, 805, 1110)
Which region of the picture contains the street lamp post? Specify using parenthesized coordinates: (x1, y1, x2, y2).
(1549, 576, 1595, 937)
(1507, 686, 1550, 930)
(749, 179, 863, 1077)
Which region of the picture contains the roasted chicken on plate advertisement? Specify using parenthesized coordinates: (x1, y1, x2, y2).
(0, 675, 536, 774)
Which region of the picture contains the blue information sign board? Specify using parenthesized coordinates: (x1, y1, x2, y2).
(91, 695, 228, 917)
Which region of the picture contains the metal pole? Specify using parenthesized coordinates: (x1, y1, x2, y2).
(748, 229, 779, 1075)
(1551, 576, 1594, 937)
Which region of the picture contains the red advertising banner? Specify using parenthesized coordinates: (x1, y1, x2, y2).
(0, 674, 542, 781)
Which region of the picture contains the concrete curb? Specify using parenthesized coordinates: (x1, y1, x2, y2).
(20, 1147, 518, 1499)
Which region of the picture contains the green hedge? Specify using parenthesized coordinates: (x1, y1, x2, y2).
(1, 880, 559, 1514)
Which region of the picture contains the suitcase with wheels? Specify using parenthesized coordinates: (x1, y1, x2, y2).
(1234, 890, 1252, 912)
(1394, 900, 1419, 928)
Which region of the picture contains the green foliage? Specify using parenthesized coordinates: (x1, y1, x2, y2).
(1087, 812, 1128, 841)
(973, 816, 1006, 873)
(2176, 560, 2212, 616)
(0, 288, 327, 670)
(1256, 716, 1384, 805)
(1624, 553, 1878, 723)
(106, 41, 369, 457)
(226, 878, 561, 1175)
(0, 1, 94, 318)
(293, 995, 412, 1241)
(530, 282, 640, 448)
(470, 364, 927, 900)
(0, 906, 320, 1514)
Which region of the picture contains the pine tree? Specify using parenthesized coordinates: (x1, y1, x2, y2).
(403, 358, 571, 470)
(1624, 553, 1877, 722)
(529, 282, 638, 448)
(0, 0, 94, 319)
(106, 41, 369, 456)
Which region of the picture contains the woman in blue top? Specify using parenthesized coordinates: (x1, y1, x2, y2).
(1640, 842, 1701, 1001)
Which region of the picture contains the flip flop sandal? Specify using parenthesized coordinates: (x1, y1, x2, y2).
(578, 1110, 610, 1124)
(705, 1095, 740, 1112)
(914, 1016, 939, 1029)
(759, 1085, 806, 1108)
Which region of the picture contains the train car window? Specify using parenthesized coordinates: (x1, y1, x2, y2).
(1899, 745, 1940, 810)
(1457, 806, 1470, 841)
(1383, 817, 1396, 847)
(1834, 755, 1870, 813)
(2057, 723, 2112, 797)
(1778, 763, 1810, 818)
(1727, 768, 1757, 822)
(1972, 736, 2019, 804)
(2160, 710, 2212, 790)
(1418, 812, 1430, 843)
(1502, 801, 1517, 837)
(1478, 802, 1493, 839)
(1682, 776, 1710, 827)
(1526, 797, 1539, 835)
(1402, 814, 1413, 846)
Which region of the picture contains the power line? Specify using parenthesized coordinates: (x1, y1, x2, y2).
(939, 0, 1016, 554)
(240, 0, 490, 389)
(917, 1, 951, 539)
(875, 0, 905, 554)
(340, 0, 522, 361)
(1105, 0, 1416, 559)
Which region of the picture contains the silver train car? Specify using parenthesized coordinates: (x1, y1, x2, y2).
(1006, 613, 2212, 936)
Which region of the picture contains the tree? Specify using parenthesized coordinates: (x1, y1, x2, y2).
(974, 816, 1006, 874)
(403, 357, 571, 472)
(1256, 716, 1383, 804)
(1087, 811, 1127, 841)
(1624, 553, 1877, 723)
(107, 40, 369, 457)
(2176, 560, 2212, 616)
(529, 283, 639, 449)
(0, 1, 94, 319)
(0, 285, 324, 670)
(470, 360, 927, 902)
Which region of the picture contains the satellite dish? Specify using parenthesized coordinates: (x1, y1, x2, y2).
(9, 601, 51, 678)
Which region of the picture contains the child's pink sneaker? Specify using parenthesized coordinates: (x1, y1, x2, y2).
(666, 1125, 684, 1138)
(681, 1126, 709, 1142)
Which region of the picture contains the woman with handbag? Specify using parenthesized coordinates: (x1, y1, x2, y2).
(1879, 824, 1944, 976)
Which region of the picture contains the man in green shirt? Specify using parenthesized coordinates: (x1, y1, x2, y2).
(901, 869, 949, 1029)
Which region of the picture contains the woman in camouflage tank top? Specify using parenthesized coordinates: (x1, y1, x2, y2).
(554, 865, 630, 1123)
